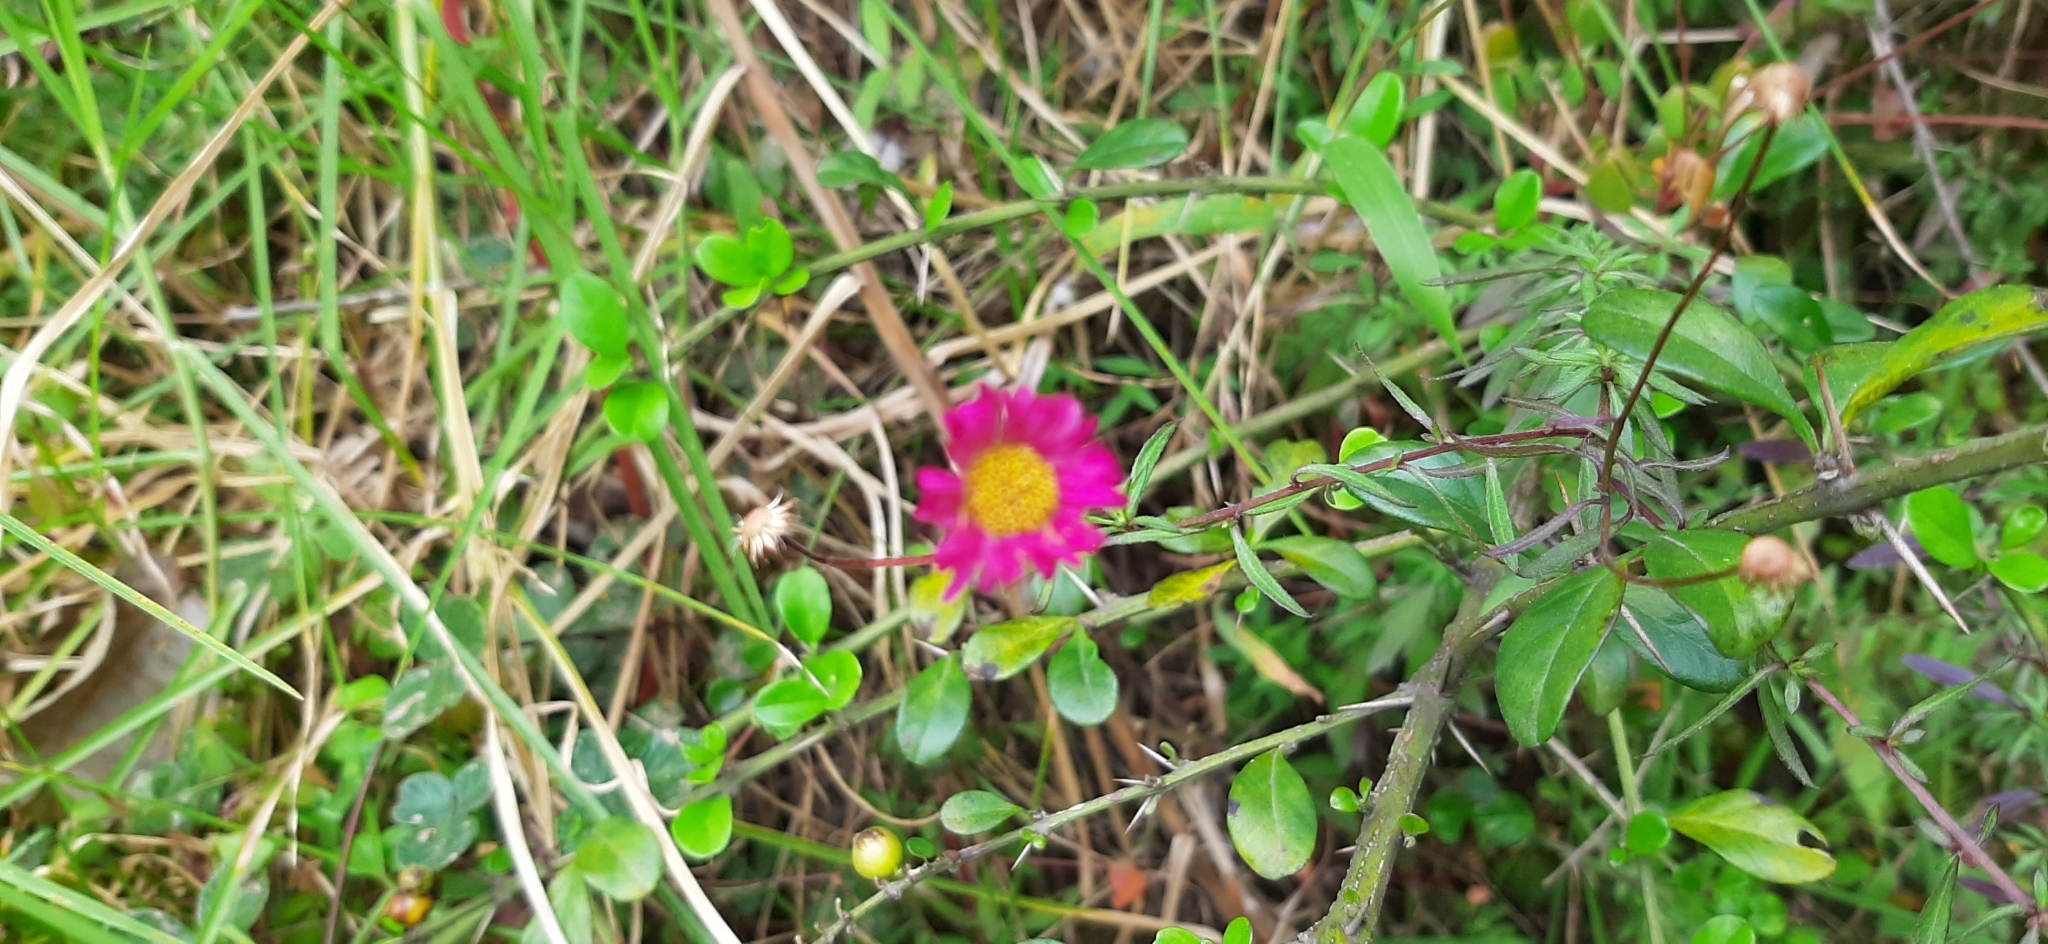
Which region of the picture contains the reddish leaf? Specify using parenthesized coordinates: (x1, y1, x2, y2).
(1108, 860, 1148, 910)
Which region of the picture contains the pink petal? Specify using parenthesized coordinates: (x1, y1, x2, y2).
(1052, 512, 1106, 556)
(915, 467, 964, 523)
(933, 526, 987, 575)
(1018, 393, 1086, 453)
(1019, 531, 1072, 576)
(944, 387, 1005, 457)
(977, 535, 1029, 588)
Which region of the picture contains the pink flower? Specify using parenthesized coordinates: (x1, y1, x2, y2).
(915, 385, 1124, 595)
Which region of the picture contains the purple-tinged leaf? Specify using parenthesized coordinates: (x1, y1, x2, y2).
(1849, 535, 1924, 570)
(1739, 439, 1814, 464)
(1901, 654, 2014, 706)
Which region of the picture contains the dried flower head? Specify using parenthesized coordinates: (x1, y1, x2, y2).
(1735, 62, 1810, 125)
(734, 495, 798, 564)
(1738, 535, 1810, 593)
(915, 385, 1124, 596)
(1659, 148, 1716, 221)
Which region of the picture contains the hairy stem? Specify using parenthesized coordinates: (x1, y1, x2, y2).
(1712, 424, 2048, 534)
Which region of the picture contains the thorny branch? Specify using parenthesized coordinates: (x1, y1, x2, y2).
(810, 691, 1420, 944)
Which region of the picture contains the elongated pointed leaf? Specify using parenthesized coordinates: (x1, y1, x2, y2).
(1324, 136, 1458, 349)
(1496, 567, 1624, 744)
(1074, 118, 1190, 170)
(1232, 527, 1308, 617)
(1583, 288, 1814, 447)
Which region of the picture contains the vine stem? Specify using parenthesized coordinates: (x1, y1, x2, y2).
(1597, 123, 1780, 554)
(1803, 677, 2037, 916)
(811, 690, 1419, 944)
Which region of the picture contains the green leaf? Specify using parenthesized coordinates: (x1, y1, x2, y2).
(1073, 118, 1190, 170)
(1906, 486, 1979, 569)
(1259, 536, 1376, 599)
(1010, 154, 1060, 199)
(925, 181, 954, 230)
(816, 150, 901, 190)
(1617, 585, 1746, 692)
(1627, 811, 1672, 856)
(387, 771, 479, 871)
(804, 649, 863, 710)
(1644, 530, 1788, 658)
(1064, 198, 1100, 238)
(534, 867, 593, 944)
(1911, 854, 1959, 944)
(1224, 917, 1252, 944)
(1669, 789, 1836, 884)
(962, 615, 1078, 681)
(671, 795, 735, 860)
(721, 282, 762, 309)
(1714, 114, 1828, 200)
(575, 817, 661, 902)
(1153, 930, 1203, 944)
(1493, 169, 1542, 232)
(772, 267, 810, 296)
(603, 381, 669, 444)
(1123, 422, 1178, 514)
(1334, 440, 1491, 538)
(1047, 634, 1119, 726)
(1227, 750, 1317, 879)
(939, 790, 1024, 834)
(558, 270, 630, 359)
(1824, 285, 2048, 426)
(744, 219, 795, 277)
(1329, 787, 1360, 813)
(2002, 505, 2045, 549)
(384, 664, 466, 741)
(1347, 72, 1405, 148)
(695, 233, 760, 287)
(752, 677, 830, 735)
(1231, 526, 1308, 617)
(1577, 633, 1630, 716)
(1586, 154, 1634, 213)
(1496, 567, 1624, 745)
(1752, 284, 1831, 357)
(896, 655, 972, 764)
(1582, 288, 1814, 447)
(775, 565, 833, 649)
(1990, 551, 2048, 593)
(1324, 136, 1458, 349)
(1870, 392, 1943, 434)
(1690, 915, 1756, 944)
(586, 353, 631, 390)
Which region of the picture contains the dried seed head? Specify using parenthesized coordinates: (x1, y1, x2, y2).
(1743, 62, 1811, 125)
(1660, 148, 1716, 221)
(1738, 535, 1810, 593)
(734, 495, 798, 564)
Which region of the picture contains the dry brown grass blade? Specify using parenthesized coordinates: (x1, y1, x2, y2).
(700, 0, 951, 431)
(0, 0, 355, 510)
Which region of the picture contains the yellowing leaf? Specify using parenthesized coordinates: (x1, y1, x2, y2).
(1147, 561, 1238, 609)
(1670, 790, 1835, 884)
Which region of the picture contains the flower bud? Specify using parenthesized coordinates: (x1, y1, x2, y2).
(1738, 535, 1810, 593)
(851, 826, 905, 879)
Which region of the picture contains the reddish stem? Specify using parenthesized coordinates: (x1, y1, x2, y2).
(1804, 676, 2036, 914)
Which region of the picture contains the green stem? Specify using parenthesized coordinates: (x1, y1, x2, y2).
(1713, 424, 2048, 534)
(1610, 709, 1664, 944)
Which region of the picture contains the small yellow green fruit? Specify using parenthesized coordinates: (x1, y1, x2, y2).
(850, 826, 904, 879)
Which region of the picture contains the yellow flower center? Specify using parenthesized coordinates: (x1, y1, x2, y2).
(962, 444, 1060, 537)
